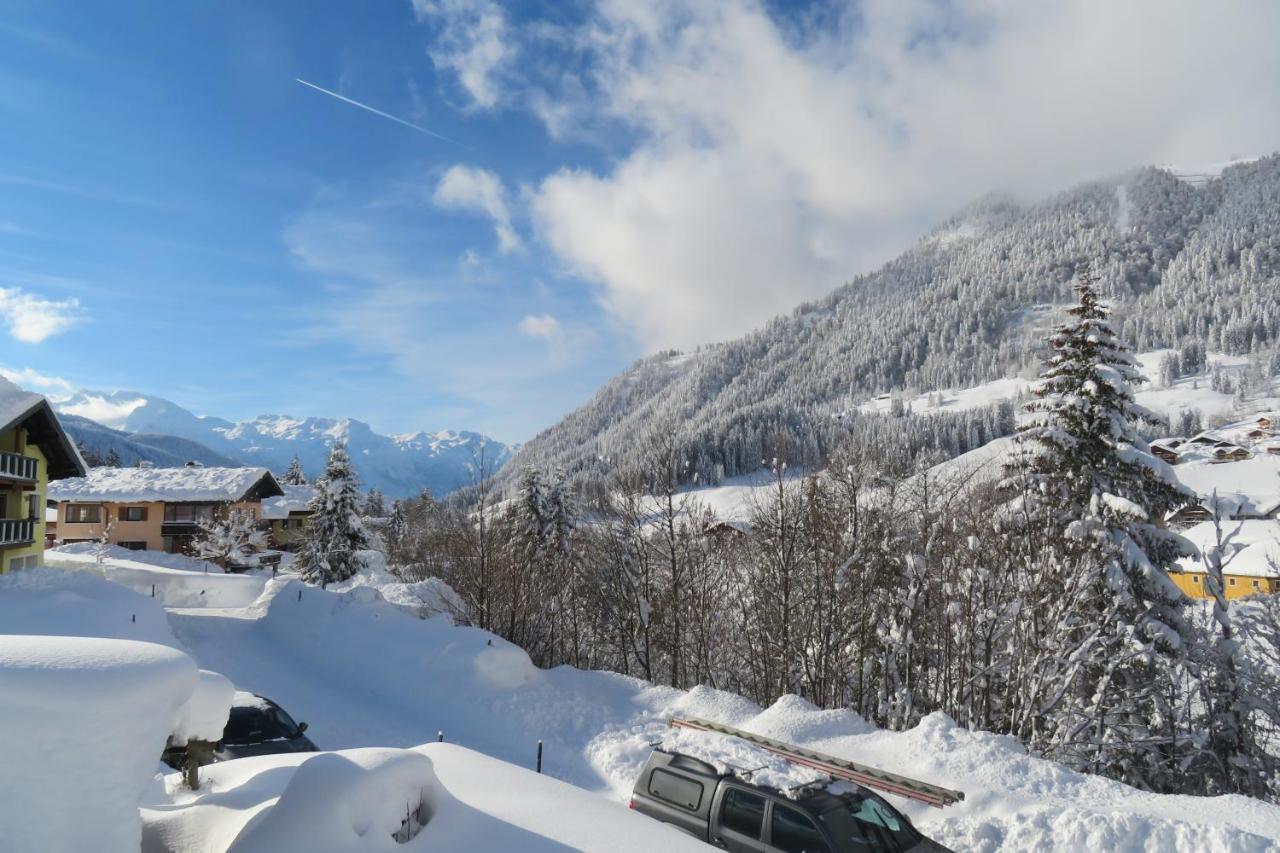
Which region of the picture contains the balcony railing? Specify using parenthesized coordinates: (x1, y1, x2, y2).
(0, 518, 35, 547)
(0, 452, 37, 482)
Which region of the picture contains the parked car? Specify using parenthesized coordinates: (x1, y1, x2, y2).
(164, 692, 317, 769)
(630, 749, 953, 852)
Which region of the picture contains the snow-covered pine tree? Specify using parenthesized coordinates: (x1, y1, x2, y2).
(193, 506, 268, 572)
(297, 443, 370, 586)
(1003, 270, 1197, 792)
(104, 447, 121, 468)
(364, 488, 386, 518)
(281, 456, 308, 486)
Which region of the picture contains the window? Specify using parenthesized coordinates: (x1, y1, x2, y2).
(121, 506, 148, 522)
(66, 505, 101, 523)
(770, 803, 829, 853)
(648, 769, 703, 811)
(721, 789, 766, 839)
(1253, 580, 1261, 590)
(25, 494, 39, 520)
(817, 794, 922, 852)
(7, 554, 38, 572)
(118, 541, 147, 551)
(1192, 576, 1201, 584)
(165, 505, 194, 522)
(1229, 578, 1237, 587)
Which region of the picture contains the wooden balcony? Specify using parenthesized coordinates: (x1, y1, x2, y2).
(0, 452, 37, 484)
(0, 518, 35, 547)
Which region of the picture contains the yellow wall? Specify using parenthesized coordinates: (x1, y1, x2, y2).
(57, 498, 267, 553)
(269, 513, 310, 548)
(1171, 570, 1278, 600)
(0, 428, 48, 574)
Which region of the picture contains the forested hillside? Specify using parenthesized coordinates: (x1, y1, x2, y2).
(498, 156, 1280, 492)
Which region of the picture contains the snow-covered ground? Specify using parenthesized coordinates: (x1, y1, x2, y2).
(45, 543, 271, 608)
(161, 574, 1280, 851)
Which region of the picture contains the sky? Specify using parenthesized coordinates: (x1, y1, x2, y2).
(0, 0, 1277, 444)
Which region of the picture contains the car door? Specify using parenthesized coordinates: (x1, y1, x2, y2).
(713, 786, 767, 852)
(764, 801, 833, 853)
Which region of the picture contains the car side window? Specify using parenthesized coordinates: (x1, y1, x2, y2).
(721, 788, 766, 839)
(771, 802, 830, 853)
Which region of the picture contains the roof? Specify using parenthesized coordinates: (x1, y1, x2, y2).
(1177, 519, 1280, 578)
(1173, 454, 1280, 519)
(260, 485, 317, 519)
(48, 466, 283, 503)
(0, 378, 87, 480)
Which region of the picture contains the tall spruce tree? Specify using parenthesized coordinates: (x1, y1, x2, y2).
(281, 456, 308, 486)
(1004, 271, 1197, 791)
(298, 443, 370, 586)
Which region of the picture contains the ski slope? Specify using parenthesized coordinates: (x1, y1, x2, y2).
(164, 575, 1280, 851)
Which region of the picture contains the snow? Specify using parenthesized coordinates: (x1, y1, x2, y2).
(163, 578, 1280, 851)
(143, 743, 708, 853)
(171, 668, 235, 745)
(48, 465, 280, 503)
(0, 564, 178, 645)
(0, 635, 197, 853)
(1173, 454, 1280, 520)
(45, 546, 271, 608)
(1179, 520, 1280, 579)
(260, 484, 316, 520)
(0, 375, 45, 431)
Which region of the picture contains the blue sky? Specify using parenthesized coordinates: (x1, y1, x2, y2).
(1, 1, 1276, 443)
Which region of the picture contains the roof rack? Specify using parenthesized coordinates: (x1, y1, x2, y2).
(669, 717, 965, 809)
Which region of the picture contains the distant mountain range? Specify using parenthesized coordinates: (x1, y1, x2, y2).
(55, 391, 512, 498)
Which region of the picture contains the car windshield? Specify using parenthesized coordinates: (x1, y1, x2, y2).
(222, 703, 300, 744)
(816, 792, 923, 853)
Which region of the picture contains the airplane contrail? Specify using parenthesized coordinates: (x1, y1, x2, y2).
(295, 78, 466, 148)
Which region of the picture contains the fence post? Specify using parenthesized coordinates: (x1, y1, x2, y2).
(437, 730, 444, 743)
(536, 740, 543, 773)
(151, 584, 156, 598)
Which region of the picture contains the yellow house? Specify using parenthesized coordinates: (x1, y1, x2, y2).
(0, 380, 88, 574)
(48, 465, 284, 554)
(1171, 519, 1280, 601)
(261, 484, 316, 550)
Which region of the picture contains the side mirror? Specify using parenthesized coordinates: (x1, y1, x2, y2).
(297, 722, 308, 734)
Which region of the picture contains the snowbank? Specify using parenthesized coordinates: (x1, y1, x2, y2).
(143, 743, 707, 853)
(327, 554, 463, 619)
(45, 547, 269, 608)
(167, 581, 1280, 852)
(0, 564, 176, 645)
(0, 635, 197, 853)
(171, 669, 235, 745)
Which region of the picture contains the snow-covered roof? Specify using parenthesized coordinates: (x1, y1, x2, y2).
(260, 485, 316, 519)
(48, 466, 282, 503)
(1177, 519, 1280, 578)
(1173, 455, 1280, 519)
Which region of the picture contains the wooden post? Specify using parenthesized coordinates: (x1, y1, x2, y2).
(437, 730, 444, 743)
(536, 740, 543, 773)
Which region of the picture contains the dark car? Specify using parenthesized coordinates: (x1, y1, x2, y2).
(631, 749, 953, 853)
(164, 692, 317, 769)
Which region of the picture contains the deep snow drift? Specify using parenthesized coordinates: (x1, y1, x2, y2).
(166, 576, 1280, 851)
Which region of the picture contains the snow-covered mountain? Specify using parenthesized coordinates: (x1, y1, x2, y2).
(55, 391, 512, 498)
(497, 155, 1280, 492)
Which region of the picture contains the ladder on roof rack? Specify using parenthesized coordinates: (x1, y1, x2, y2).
(669, 717, 965, 809)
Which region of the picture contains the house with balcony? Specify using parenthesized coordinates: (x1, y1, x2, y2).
(48, 465, 284, 554)
(260, 484, 316, 550)
(0, 379, 87, 573)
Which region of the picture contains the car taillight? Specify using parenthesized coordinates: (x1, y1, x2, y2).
(628, 799, 636, 810)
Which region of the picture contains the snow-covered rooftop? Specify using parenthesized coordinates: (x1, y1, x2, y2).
(260, 485, 316, 519)
(48, 465, 282, 503)
(1173, 454, 1280, 518)
(0, 376, 46, 433)
(1177, 519, 1280, 578)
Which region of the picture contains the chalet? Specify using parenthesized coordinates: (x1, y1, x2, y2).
(1150, 439, 1182, 465)
(1168, 504, 1215, 529)
(0, 379, 87, 573)
(1258, 416, 1274, 431)
(261, 484, 316, 550)
(1212, 446, 1252, 463)
(48, 466, 283, 554)
(1169, 519, 1280, 601)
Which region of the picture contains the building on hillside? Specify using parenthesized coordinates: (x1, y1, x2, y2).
(261, 484, 316, 550)
(1212, 445, 1252, 463)
(1258, 416, 1274, 431)
(1150, 438, 1184, 465)
(1169, 519, 1280, 600)
(0, 380, 87, 573)
(48, 466, 283, 554)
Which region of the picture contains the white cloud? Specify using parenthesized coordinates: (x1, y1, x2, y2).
(412, 0, 514, 109)
(57, 394, 146, 427)
(433, 165, 521, 253)
(517, 313, 562, 341)
(526, 0, 1280, 351)
(0, 286, 83, 342)
(0, 366, 74, 398)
